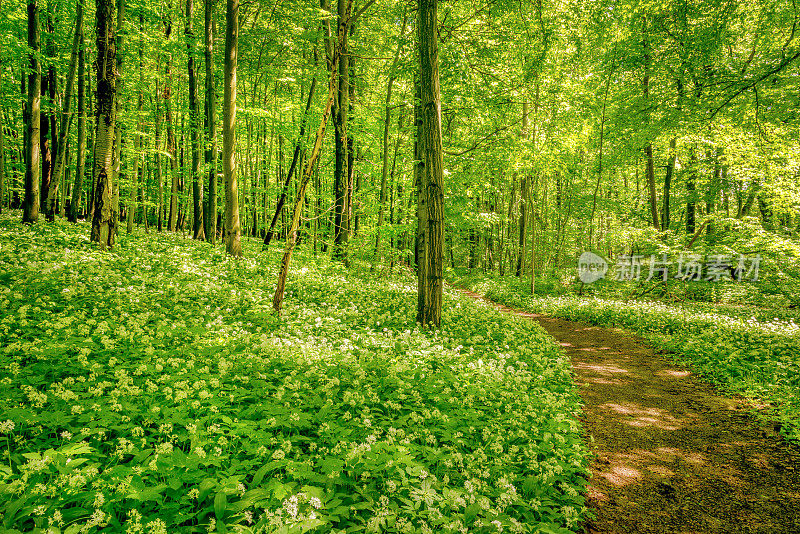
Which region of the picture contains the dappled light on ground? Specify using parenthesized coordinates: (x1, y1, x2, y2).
(455, 289, 800, 534)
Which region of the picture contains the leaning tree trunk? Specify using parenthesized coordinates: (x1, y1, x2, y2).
(91, 0, 117, 249)
(222, 0, 241, 256)
(416, 0, 445, 328)
(23, 0, 41, 224)
(272, 0, 351, 314)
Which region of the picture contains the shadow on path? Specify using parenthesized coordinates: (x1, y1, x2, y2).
(455, 288, 800, 534)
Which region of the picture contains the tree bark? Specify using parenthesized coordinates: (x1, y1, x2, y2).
(223, 0, 241, 256)
(91, 0, 117, 249)
(416, 0, 445, 328)
(23, 0, 41, 224)
(164, 20, 178, 232)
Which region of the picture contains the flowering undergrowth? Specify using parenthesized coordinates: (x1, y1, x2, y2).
(0, 217, 588, 533)
(449, 271, 800, 441)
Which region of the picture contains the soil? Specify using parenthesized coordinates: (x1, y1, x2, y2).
(456, 288, 800, 534)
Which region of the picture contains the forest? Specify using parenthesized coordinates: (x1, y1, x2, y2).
(1, 0, 800, 531)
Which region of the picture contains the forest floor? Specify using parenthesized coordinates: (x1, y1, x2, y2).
(455, 288, 800, 534)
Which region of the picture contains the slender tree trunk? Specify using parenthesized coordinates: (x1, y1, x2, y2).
(69, 23, 86, 223)
(39, 9, 56, 216)
(91, 0, 117, 249)
(222, 0, 241, 255)
(687, 147, 696, 234)
(204, 0, 218, 243)
(331, 0, 350, 263)
(416, 0, 444, 327)
(111, 0, 125, 236)
(129, 10, 145, 234)
(23, 0, 41, 224)
(46, 0, 84, 219)
(154, 59, 164, 231)
(186, 0, 204, 239)
(273, 0, 350, 314)
(163, 20, 178, 232)
(662, 137, 675, 231)
(374, 9, 408, 264)
(642, 16, 659, 231)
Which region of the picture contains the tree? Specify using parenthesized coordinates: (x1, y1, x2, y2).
(187, 0, 204, 240)
(204, 0, 217, 244)
(91, 0, 118, 249)
(23, 0, 41, 224)
(272, 0, 352, 315)
(416, 0, 444, 327)
(45, 0, 83, 219)
(222, 0, 241, 256)
(68, 3, 87, 223)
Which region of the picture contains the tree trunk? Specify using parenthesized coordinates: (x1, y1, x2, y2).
(222, 0, 241, 256)
(69, 19, 87, 223)
(331, 0, 350, 263)
(642, 16, 659, 231)
(91, 0, 117, 249)
(164, 20, 178, 232)
(39, 9, 56, 217)
(272, 0, 351, 314)
(416, 0, 444, 328)
(186, 0, 204, 240)
(23, 0, 41, 224)
(205, 0, 218, 243)
(111, 0, 125, 236)
(46, 0, 83, 219)
(154, 57, 164, 231)
(662, 137, 675, 231)
(686, 148, 696, 234)
(129, 10, 144, 234)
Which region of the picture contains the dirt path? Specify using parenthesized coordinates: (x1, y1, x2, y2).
(456, 288, 800, 534)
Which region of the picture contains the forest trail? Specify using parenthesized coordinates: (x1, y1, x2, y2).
(455, 288, 800, 534)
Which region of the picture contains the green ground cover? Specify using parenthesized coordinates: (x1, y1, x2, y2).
(0, 218, 588, 533)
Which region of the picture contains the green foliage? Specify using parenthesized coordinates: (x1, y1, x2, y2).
(0, 216, 588, 533)
(449, 271, 800, 442)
